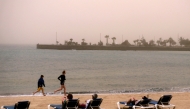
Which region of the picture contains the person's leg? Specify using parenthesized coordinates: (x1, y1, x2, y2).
(41, 88, 46, 96)
(54, 85, 64, 93)
(33, 88, 41, 95)
(127, 99, 131, 104)
(63, 85, 66, 96)
(127, 97, 136, 104)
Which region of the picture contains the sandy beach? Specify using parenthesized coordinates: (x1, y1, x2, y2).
(0, 92, 189, 109)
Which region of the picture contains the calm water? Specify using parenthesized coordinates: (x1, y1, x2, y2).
(0, 45, 190, 95)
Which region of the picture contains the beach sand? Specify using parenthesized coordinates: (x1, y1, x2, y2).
(0, 92, 189, 109)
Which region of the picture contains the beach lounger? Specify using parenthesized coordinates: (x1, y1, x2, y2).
(133, 99, 156, 109)
(48, 104, 62, 109)
(117, 99, 156, 109)
(86, 98, 103, 109)
(48, 99, 79, 109)
(149, 95, 175, 109)
(1, 101, 30, 109)
(117, 101, 133, 109)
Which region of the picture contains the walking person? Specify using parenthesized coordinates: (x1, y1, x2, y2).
(33, 75, 46, 96)
(54, 70, 66, 95)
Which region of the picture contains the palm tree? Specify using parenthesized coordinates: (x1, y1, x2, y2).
(156, 38, 162, 46)
(81, 38, 87, 45)
(178, 37, 190, 46)
(133, 39, 138, 46)
(136, 39, 140, 46)
(133, 40, 136, 45)
(121, 40, 131, 46)
(82, 38, 85, 43)
(105, 35, 109, 45)
(98, 40, 103, 46)
(160, 40, 167, 46)
(64, 40, 68, 45)
(178, 37, 184, 46)
(67, 38, 73, 45)
(140, 37, 148, 46)
(167, 37, 176, 47)
(168, 37, 172, 46)
(112, 37, 116, 45)
(149, 40, 155, 46)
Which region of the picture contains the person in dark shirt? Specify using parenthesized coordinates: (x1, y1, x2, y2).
(33, 75, 46, 96)
(54, 70, 66, 96)
(118, 95, 149, 107)
(62, 93, 73, 109)
(84, 93, 98, 109)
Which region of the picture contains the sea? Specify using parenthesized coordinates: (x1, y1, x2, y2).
(0, 44, 190, 96)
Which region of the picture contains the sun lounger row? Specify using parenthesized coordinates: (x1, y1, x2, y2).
(1, 98, 103, 109)
(1, 95, 175, 109)
(117, 95, 175, 109)
(48, 98, 103, 109)
(1, 101, 30, 109)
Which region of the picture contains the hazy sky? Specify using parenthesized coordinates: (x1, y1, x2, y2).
(0, 0, 190, 45)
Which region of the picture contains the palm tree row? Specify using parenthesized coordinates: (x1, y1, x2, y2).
(62, 36, 190, 47)
(133, 37, 177, 47)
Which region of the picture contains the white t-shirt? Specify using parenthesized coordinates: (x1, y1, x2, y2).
(85, 99, 91, 109)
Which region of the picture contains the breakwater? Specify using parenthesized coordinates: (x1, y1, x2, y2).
(36, 44, 190, 51)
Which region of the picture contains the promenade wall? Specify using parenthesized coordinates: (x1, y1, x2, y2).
(36, 44, 190, 51)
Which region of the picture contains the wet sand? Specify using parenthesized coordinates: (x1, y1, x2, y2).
(0, 92, 189, 109)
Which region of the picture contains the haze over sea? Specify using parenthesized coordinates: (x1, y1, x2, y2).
(0, 45, 190, 96)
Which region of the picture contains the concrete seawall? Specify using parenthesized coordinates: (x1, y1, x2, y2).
(36, 44, 190, 51)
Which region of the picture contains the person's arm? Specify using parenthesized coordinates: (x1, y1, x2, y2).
(37, 80, 40, 88)
(62, 96, 67, 109)
(62, 96, 67, 101)
(42, 79, 45, 87)
(135, 100, 141, 105)
(58, 75, 61, 81)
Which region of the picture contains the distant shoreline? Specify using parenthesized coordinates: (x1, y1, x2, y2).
(2, 85, 188, 96)
(0, 92, 186, 98)
(0, 91, 187, 97)
(37, 44, 190, 51)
